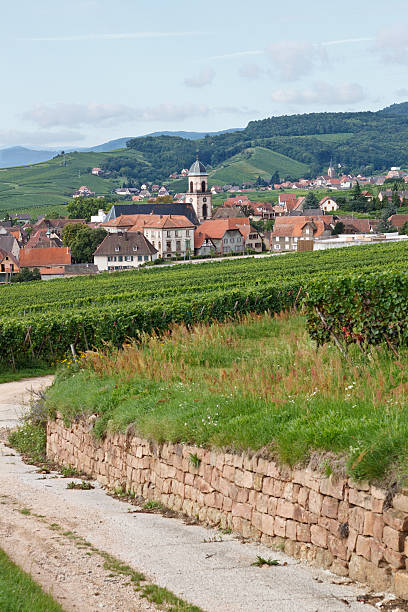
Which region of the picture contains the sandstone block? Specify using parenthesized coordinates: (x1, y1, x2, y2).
(261, 513, 275, 537)
(363, 511, 384, 541)
(274, 516, 286, 537)
(320, 476, 345, 500)
(347, 527, 358, 553)
(298, 486, 309, 508)
(384, 508, 408, 532)
(255, 492, 269, 514)
(223, 464, 235, 481)
(394, 571, 408, 600)
(308, 490, 323, 515)
(393, 494, 408, 514)
(286, 519, 297, 541)
(253, 474, 263, 492)
(349, 506, 365, 533)
(252, 511, 263, 531)
(348, 488, 372, 510)
(277, 499, 295, 519)
(303, 469, 321, 492)
(321, 496, 339, 519)
(384, 547, 405, 569)
(311, 524, 328, 548)
(231, 502, 252, 522)
(328, 534, 348, 561)
(356, 535, 371, 561)
(383, 525, 405, 552)
(330, 559, 349, 577)
(262, 477, 275, 496)
(297, 523, 311, 543)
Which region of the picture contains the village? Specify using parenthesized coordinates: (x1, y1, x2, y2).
(1, 159, 408, 282)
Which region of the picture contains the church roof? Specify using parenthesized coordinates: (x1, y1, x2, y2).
(188, 159, 207, 176)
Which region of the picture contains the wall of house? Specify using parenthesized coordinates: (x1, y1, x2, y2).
(93, 254, 155, 272)
(47, 416, 408, 598)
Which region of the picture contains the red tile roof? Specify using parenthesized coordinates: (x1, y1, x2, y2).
(197, 219, 245, 240)
(20, 247, 71, 267)
(389, 214, 408, 229)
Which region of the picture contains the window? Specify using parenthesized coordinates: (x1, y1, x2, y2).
(115, 246, 120, 252)
(185, 240, 190, 250)
(138, 255, 142, 262)
(274, 245, 280, 250)
(166, 241, 171, 251)
(144, 255, 149, 261)
(190, 181, 193, 193)
(158, 242, 161, 250)
(133, 246, 137, 252)
(201, 181, 206, 193)
(176, 241, 181, 251)
(118, 256, 123, 262)
(175, 230, 179, 237)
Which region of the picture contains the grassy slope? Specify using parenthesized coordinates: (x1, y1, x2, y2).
(46, 312, 408, 483)
(208, 147, 310, 185)
(0, 548, 65, 612)
(0, 148, 145, 213)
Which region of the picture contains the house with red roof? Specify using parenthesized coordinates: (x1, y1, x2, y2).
(271, 216, 332, 251)
(20, 247, 71, 269)
(0, 249, 19, 282)
(194, 219, 245, 256)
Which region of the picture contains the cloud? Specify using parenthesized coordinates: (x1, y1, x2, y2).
(396, 88, 408, 98)
(375, 25, 408, 64)
(266, 41, 327, 81)
(22, 31, 205, 42)
(270, 82, 366, 106)
(319, 37, 374, 47)
(184, 67, 215, 88)
(207, 50, 263, 61)
(0, 129, 85, 147)
(239, 63, 262, 79)
(22, 102, 252, 129)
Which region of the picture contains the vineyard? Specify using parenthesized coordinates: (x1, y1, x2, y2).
(1, 241, 408, 367)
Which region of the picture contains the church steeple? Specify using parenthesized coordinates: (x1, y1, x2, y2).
(328, 158, 336, 179)
(187, 157, 212, 222)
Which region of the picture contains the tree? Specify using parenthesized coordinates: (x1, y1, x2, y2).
(304, 191, 319, 208)
(10, 268, 41, 283)
(67, 198, 109, 222)
(331, 221, 345, 235)
(399, 221, 408, 235)
(392, 190, 401, 209)
(351, 181, 361, 199)
(62, 224, 107, 263)
(377, 218, 397, 233)
(270, 171, 280, 185)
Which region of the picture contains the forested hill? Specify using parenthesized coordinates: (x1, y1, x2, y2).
(124, 104, 408, 181)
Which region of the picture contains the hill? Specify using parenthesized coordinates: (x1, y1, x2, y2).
(0, 146, 57, 169)
(3, 104, 408, 214)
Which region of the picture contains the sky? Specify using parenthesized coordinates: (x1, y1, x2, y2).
(1, 0, 408, 148)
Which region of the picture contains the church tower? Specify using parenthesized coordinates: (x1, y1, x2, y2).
(186, 156, 212, 222)
(328, 159, 336, 179)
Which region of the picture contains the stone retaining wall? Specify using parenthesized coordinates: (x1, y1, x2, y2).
(47, 416, 408, 599)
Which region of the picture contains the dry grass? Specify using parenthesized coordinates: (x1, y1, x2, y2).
(45, 312, 408, 483)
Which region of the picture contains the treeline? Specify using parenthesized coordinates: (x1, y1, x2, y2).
(98, 106, 408, 185)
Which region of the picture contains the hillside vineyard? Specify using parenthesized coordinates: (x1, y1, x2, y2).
(1, 241, 408, 367)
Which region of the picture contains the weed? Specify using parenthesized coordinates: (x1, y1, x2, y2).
(66, 480, 94, 490)
(60, 465, 80, 478)
(18, 508, 31, 516)
(189, 453, 201, 469)
(142, 500, 163, 511)
(218, 528, 232, 535)
(251, 556, 281, 567)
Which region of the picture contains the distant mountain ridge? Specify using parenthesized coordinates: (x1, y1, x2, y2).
(0, 129, 244, 168)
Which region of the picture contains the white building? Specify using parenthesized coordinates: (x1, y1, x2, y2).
(186, 157, 212, 222)
(93, 231, 158, 271)
(90, 209, 107, 223)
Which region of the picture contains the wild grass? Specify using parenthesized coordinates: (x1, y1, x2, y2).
(45, 312, 408, 483)
(0, 547, 65, 611)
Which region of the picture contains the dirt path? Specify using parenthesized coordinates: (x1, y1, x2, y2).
(0, 377, 381, 612)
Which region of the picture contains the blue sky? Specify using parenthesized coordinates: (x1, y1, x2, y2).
(2, 0, 408, 148)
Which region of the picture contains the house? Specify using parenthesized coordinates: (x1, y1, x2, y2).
(20, 247, 71, 269)
(128, 215, 195, 259)
(93, 232, 157, 271)
(340, 218, 372, 234)
(39, 263, 98, 280)
(104, 202, 199, 226)
(223, 196, 251, 208)
(32, 218, 86, 237)
(92, 168, 103, 176)
(26, 228, 63, 249)
(0, 231, 20, 259)
(271, 216, 332, 251)
(278, 193, 304, 213)
(139, 189, 152, 199)
(320, 196, 339, 212)
(228, 218, 263, 252)
(194, 219, 245, 255)
(0, 249, 19, 281)
(90, 209, 107, 223)
(211, 185, 223, 194)
(158, 186, 170, 197)
(151, 185, 160, 192)
(388, 214, 408, 230)
(72, 186, 94, 198)
(213, 206, 245, 219)
(249, 202, 275, 220)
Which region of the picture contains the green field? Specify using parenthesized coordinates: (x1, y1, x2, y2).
(0, 548, 65, 612)
(0, 148, 146, 213)
(208, 147, 310, 185)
